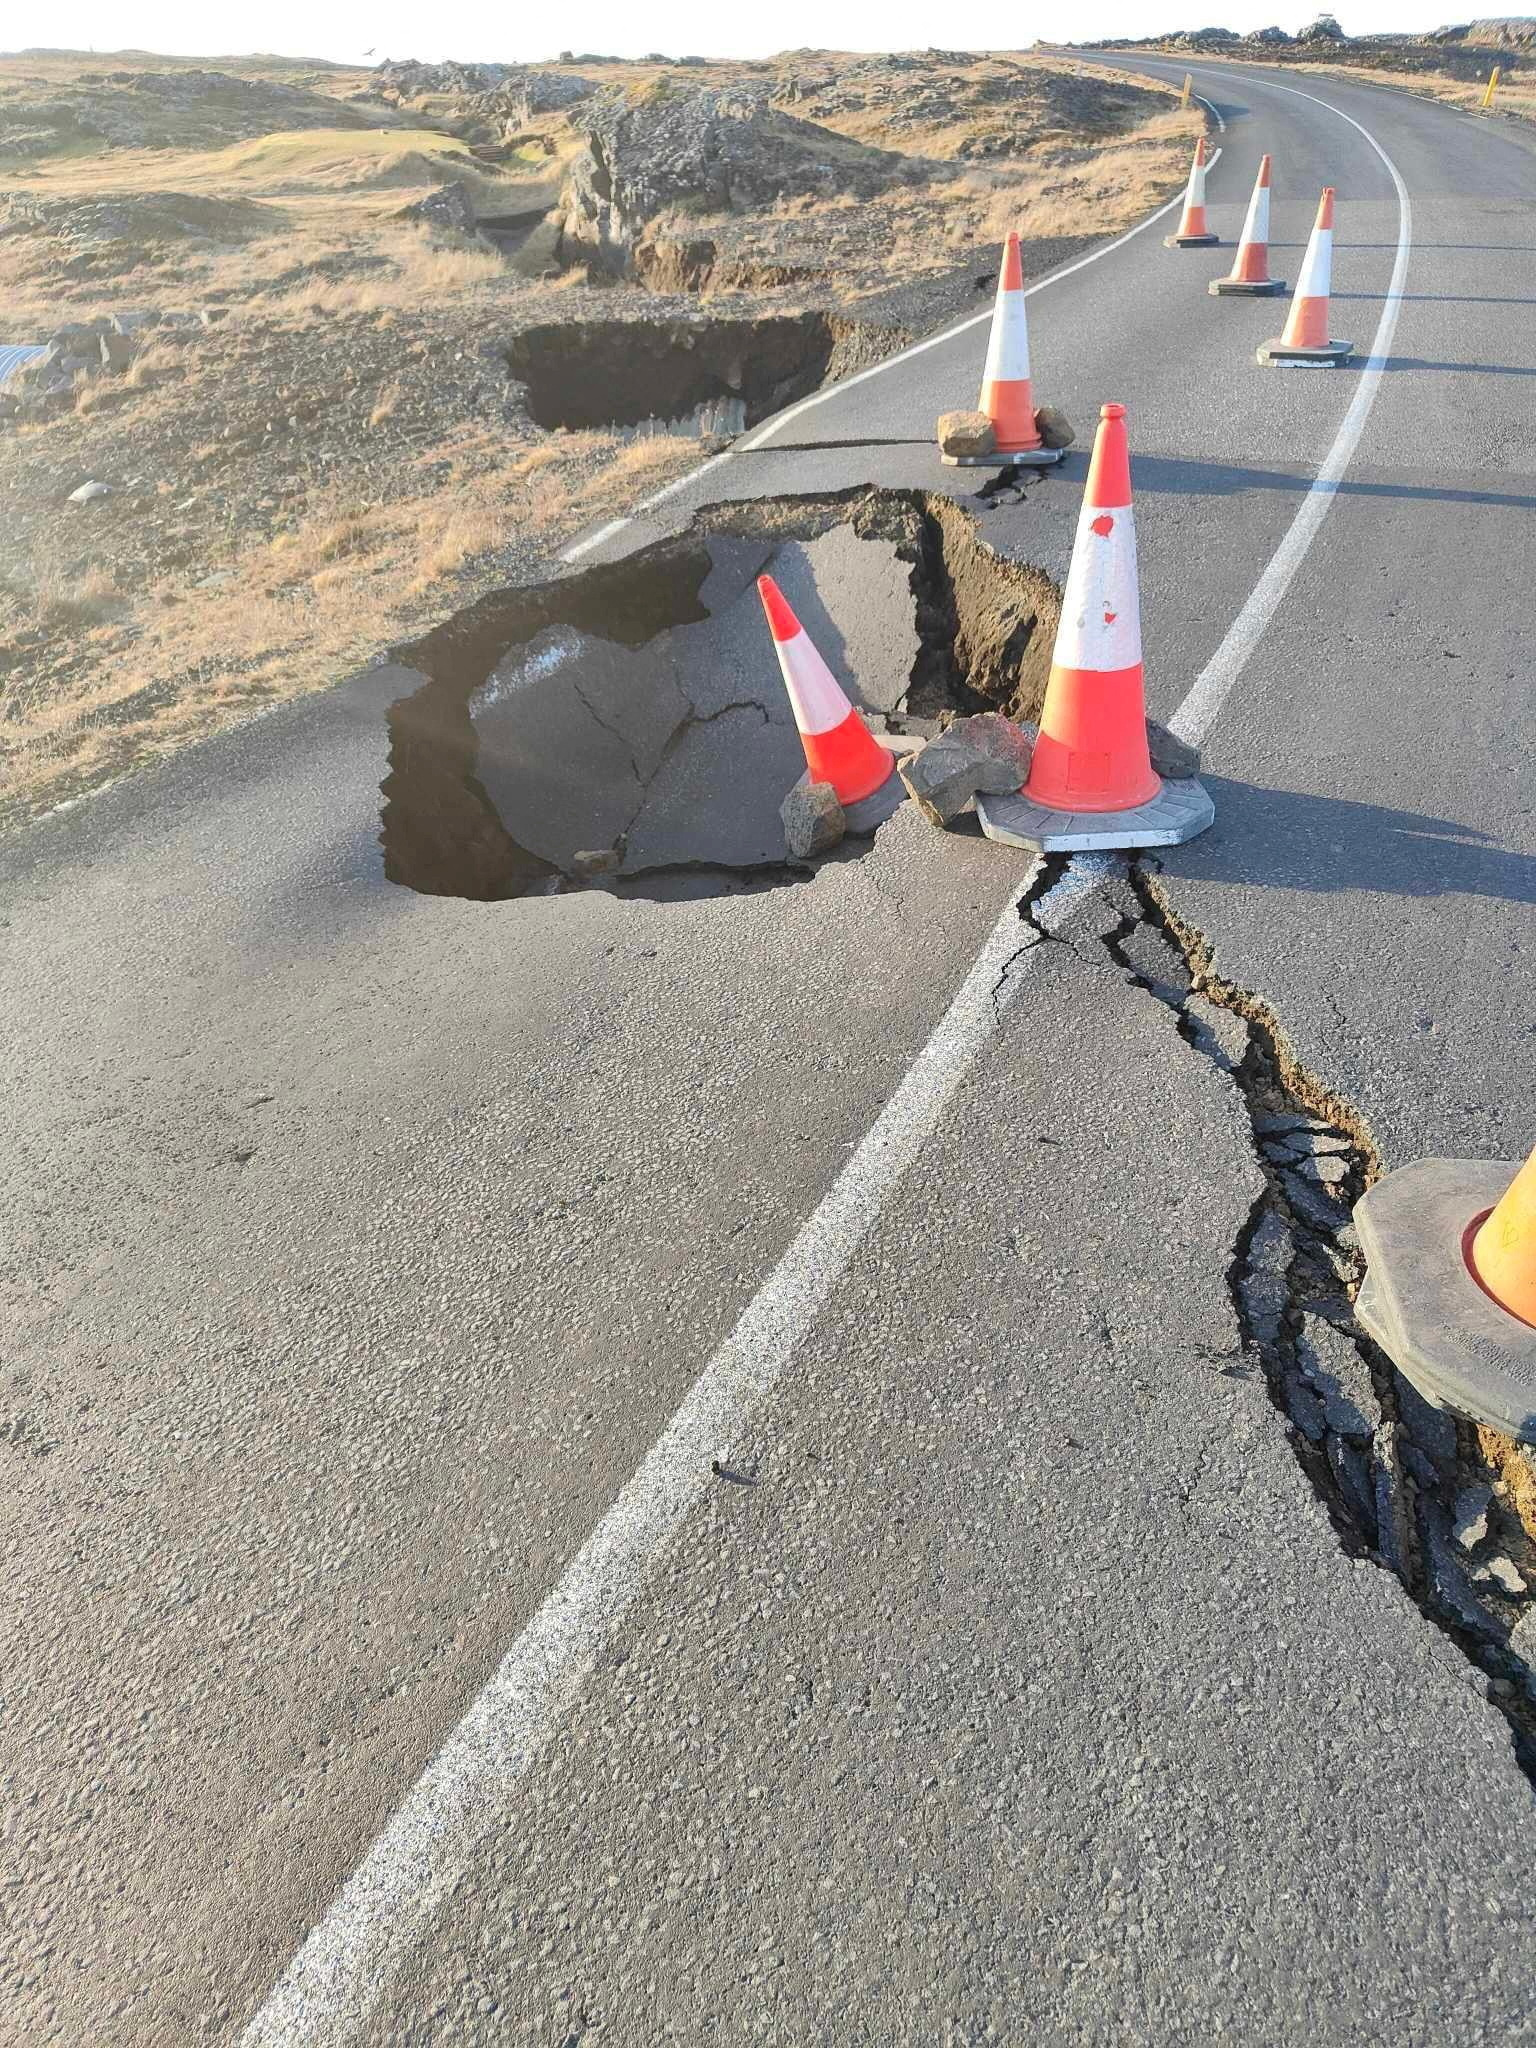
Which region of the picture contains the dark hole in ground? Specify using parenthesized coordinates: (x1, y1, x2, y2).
(477, 206, 551, 255)
(380, 488, 1058, 906)
(505, 314, 890, 433)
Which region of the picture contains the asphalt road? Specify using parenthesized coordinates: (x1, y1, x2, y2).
(3, 57, 1534, 2047)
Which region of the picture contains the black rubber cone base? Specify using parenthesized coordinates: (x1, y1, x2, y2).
(1210, 276, 1286, 296)
(1258, 336, 1352, 366)
(1165, 232, 1220, 247)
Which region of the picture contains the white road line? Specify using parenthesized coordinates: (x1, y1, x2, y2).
(1168, 75, 1413, 744)
(238, 856, 1106, 2048)
(559, 151, 1221, 565)
(243, 77, 1406, 2048)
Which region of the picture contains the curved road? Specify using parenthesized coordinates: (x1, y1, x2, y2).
(3, 57, 1534, 2047)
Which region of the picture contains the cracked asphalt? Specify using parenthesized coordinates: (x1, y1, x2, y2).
(2, 56, 1534, 2047)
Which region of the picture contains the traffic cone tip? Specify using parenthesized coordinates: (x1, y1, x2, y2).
(756, 574, 800, 644)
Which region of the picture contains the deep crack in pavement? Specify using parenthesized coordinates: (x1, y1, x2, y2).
(1052, 856, 1536, 1787)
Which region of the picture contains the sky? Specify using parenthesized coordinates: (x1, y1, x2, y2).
(6, 3, 1465, 66)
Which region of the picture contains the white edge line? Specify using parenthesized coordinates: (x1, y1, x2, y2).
(238, 854, 1109, 2048)
(244, 70, 1408, 2048)
(1167, 72, 1412, 745)
(557, 148, 1221, 565)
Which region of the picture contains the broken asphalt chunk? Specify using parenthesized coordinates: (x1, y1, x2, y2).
(898, 714, 1034, 828)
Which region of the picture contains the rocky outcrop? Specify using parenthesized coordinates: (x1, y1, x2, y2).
(555, 81, 906, 271)
(375, 61, 594, 126)
(1452, 15, 1536, 42)
(394, 180, 482, 236)
(0, 67, 383, 158)
(0, 190, 279, 249)
(0, 307, 211, 423)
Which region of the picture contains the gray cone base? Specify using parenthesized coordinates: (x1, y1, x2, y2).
(1355, 1158, 1536, 1442)
(842, 763, 909, 835)
(1165, 232, 1220, 247)
(940, 446, 1067, 469)
(974, 775, 1215, 853)
(1258, 337, 1353, 365)
(1210, 276, 1286, 295)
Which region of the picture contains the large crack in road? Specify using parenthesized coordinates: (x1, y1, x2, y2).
(385, 476, 1536, 1777)
(1028, 856, 1536, 1786)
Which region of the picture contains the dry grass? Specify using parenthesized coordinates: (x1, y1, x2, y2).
(0, 44, 1202, 822)
(0, 425, 701, 811)
(26, 566, 123, 628)
(1307, 57, 1536, 123)
(936, 105, 1202, 250)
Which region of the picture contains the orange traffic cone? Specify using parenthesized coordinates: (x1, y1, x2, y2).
(1258, 188, 1352, 365)
(1025, 403, 1158, 813)
(1210, 155, 1285, 296)
(757, 574, 897, 809)
(1471, 1143, 1536, 1329)
(1165, 136, 1219, 247)
(974, 403, 1214, 854)
(946, 232, 1064, 469)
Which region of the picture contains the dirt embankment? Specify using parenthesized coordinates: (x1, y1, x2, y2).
(0, 46, 1198, 826)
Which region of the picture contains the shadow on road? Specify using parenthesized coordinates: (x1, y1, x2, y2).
(1375, 357, 1536, 376)
(1165, 774, 1536, 905)
(1131, 454, 1536, 511)
(1333, 292, 1536, 305)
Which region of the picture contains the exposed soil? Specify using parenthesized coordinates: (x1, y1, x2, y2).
(506, 313, 907, 432)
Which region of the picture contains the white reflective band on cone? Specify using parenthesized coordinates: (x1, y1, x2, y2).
(778, 632, 854, 736)
(980, 290, 1030, 386)
(1239, 182, 1270, 251)
(1294, 224, 1333, 301)
(1053, 501, 1143, 673)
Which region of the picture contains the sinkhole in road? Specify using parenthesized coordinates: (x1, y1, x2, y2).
(505, 314, 905, 435)
(380, 488, 1058, 905)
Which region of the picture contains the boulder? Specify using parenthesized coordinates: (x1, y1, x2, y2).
(1146, 718, 1200, 780)
(556, 80, 904, 270)
(780, 776, 845, 859)
(1034, 404, 1075, 450)
(899, 713, 1034, 827)
(937, 408, 995, 459)
(66, 480, 112, 505)
(396, 180, 481, 236)
(98, 330, 134, 372)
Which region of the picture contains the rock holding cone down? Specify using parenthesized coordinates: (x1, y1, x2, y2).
(937, 410, 995, 460)
(1259, 188, 1352, 365)
(941, 232, 1065, 469)
(757, 574, 906, 834)
(1355, 1140, 1536, 1442)
(899, 714, 1036, 828)
(1210, 154, 1286, 296)
(780, 777, 845, 859)
(975, 402, 1214, 855)
(1165, 136, 1219, 247)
